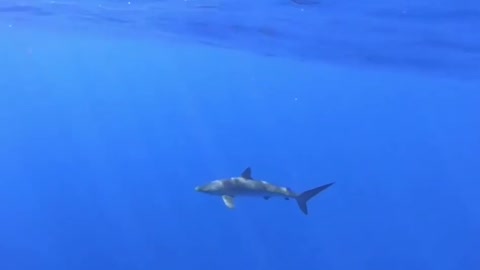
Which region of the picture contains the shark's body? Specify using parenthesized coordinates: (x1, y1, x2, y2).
(195, 167, 334, 215)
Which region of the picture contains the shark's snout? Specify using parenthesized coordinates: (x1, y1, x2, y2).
(195, 181, 223, 195)
(195, 185, 209, 193)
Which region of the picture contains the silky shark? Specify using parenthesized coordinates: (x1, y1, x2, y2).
(195, 167, 334, 215)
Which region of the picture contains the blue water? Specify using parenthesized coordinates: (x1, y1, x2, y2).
(1, 1, 479, 270)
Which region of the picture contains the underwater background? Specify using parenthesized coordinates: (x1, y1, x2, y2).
(0, 0, 479, 269)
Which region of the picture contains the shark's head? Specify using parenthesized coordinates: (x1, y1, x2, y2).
(195, 180, 225, 195)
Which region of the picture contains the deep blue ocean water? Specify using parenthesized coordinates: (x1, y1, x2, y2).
(1, 1, 479, 270)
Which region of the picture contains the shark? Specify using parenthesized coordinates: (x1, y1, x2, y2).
(195, 167, 334, 215)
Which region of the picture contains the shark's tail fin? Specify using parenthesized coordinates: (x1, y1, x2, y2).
(296, 182, 334, 215)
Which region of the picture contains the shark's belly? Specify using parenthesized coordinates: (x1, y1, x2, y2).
(221, 179, 289, 198)
(225, 186, 281, 197)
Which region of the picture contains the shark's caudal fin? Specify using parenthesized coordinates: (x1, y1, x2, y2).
(295, 182, 334, 215)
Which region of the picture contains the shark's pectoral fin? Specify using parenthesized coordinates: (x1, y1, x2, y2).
(222, 195, 235, 209)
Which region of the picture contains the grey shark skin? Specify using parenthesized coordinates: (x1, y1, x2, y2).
(195, 167, 334, 215)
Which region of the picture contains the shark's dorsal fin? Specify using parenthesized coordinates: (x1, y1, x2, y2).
(241, 167, 253, 179)
(222, 195, 235, 209)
